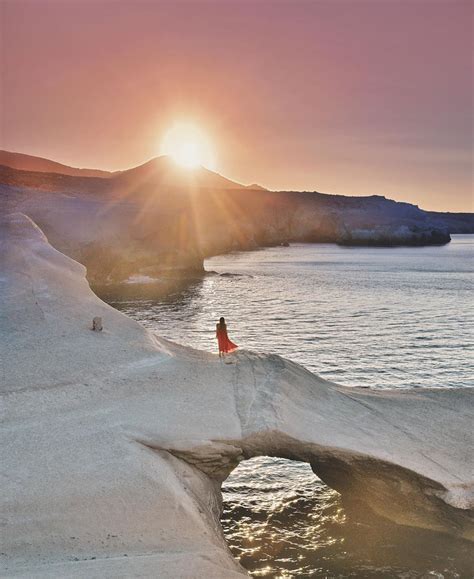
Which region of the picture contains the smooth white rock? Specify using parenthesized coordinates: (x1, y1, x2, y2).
(1, 213, 472, 578)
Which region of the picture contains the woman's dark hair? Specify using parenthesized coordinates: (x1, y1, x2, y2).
(219, 317, 226, 328)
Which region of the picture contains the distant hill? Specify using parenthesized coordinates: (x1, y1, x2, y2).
(114, 155, 245, 191)
(0, 150, 247, 191)
(0, 150, 114, 179)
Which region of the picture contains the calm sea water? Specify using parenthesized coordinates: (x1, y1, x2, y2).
(111, 235, 473, 578)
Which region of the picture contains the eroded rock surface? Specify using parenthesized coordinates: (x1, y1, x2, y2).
(1, 213, 472, 577)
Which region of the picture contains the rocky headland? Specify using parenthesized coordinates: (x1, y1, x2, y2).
(1, 151, 470, 286)
(1, 212, 473, 577)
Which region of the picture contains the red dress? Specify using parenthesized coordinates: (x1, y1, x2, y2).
(216, 325, 238, 353)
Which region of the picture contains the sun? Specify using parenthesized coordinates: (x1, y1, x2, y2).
(160, 123, 216, 170)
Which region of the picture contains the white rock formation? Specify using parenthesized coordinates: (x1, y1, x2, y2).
(1, 213, 473, 578)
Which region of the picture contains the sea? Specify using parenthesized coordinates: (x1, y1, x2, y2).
(111, 235, 473, 578)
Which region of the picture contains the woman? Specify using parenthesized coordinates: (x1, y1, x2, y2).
(216, 317, 238, 357)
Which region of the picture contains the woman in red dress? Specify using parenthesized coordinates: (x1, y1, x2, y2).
(216, 317, 238, 357)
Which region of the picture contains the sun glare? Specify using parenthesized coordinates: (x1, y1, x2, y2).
(161, 123, 216, 170)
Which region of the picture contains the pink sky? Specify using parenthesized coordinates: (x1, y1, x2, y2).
(1, 0, 472, 211)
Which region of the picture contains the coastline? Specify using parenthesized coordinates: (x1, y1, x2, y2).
(3, 157, 472, 286)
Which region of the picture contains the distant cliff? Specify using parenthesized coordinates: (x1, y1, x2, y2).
(1, 153, 467, 284)
(426, 211, 474, 234)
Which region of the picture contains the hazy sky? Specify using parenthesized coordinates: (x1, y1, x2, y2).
(1, 0, 472, 211)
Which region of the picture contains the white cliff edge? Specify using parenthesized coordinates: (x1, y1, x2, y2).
(1, 213, 473, 578)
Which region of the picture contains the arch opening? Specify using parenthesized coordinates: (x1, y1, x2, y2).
(220, 456, 472, 578)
